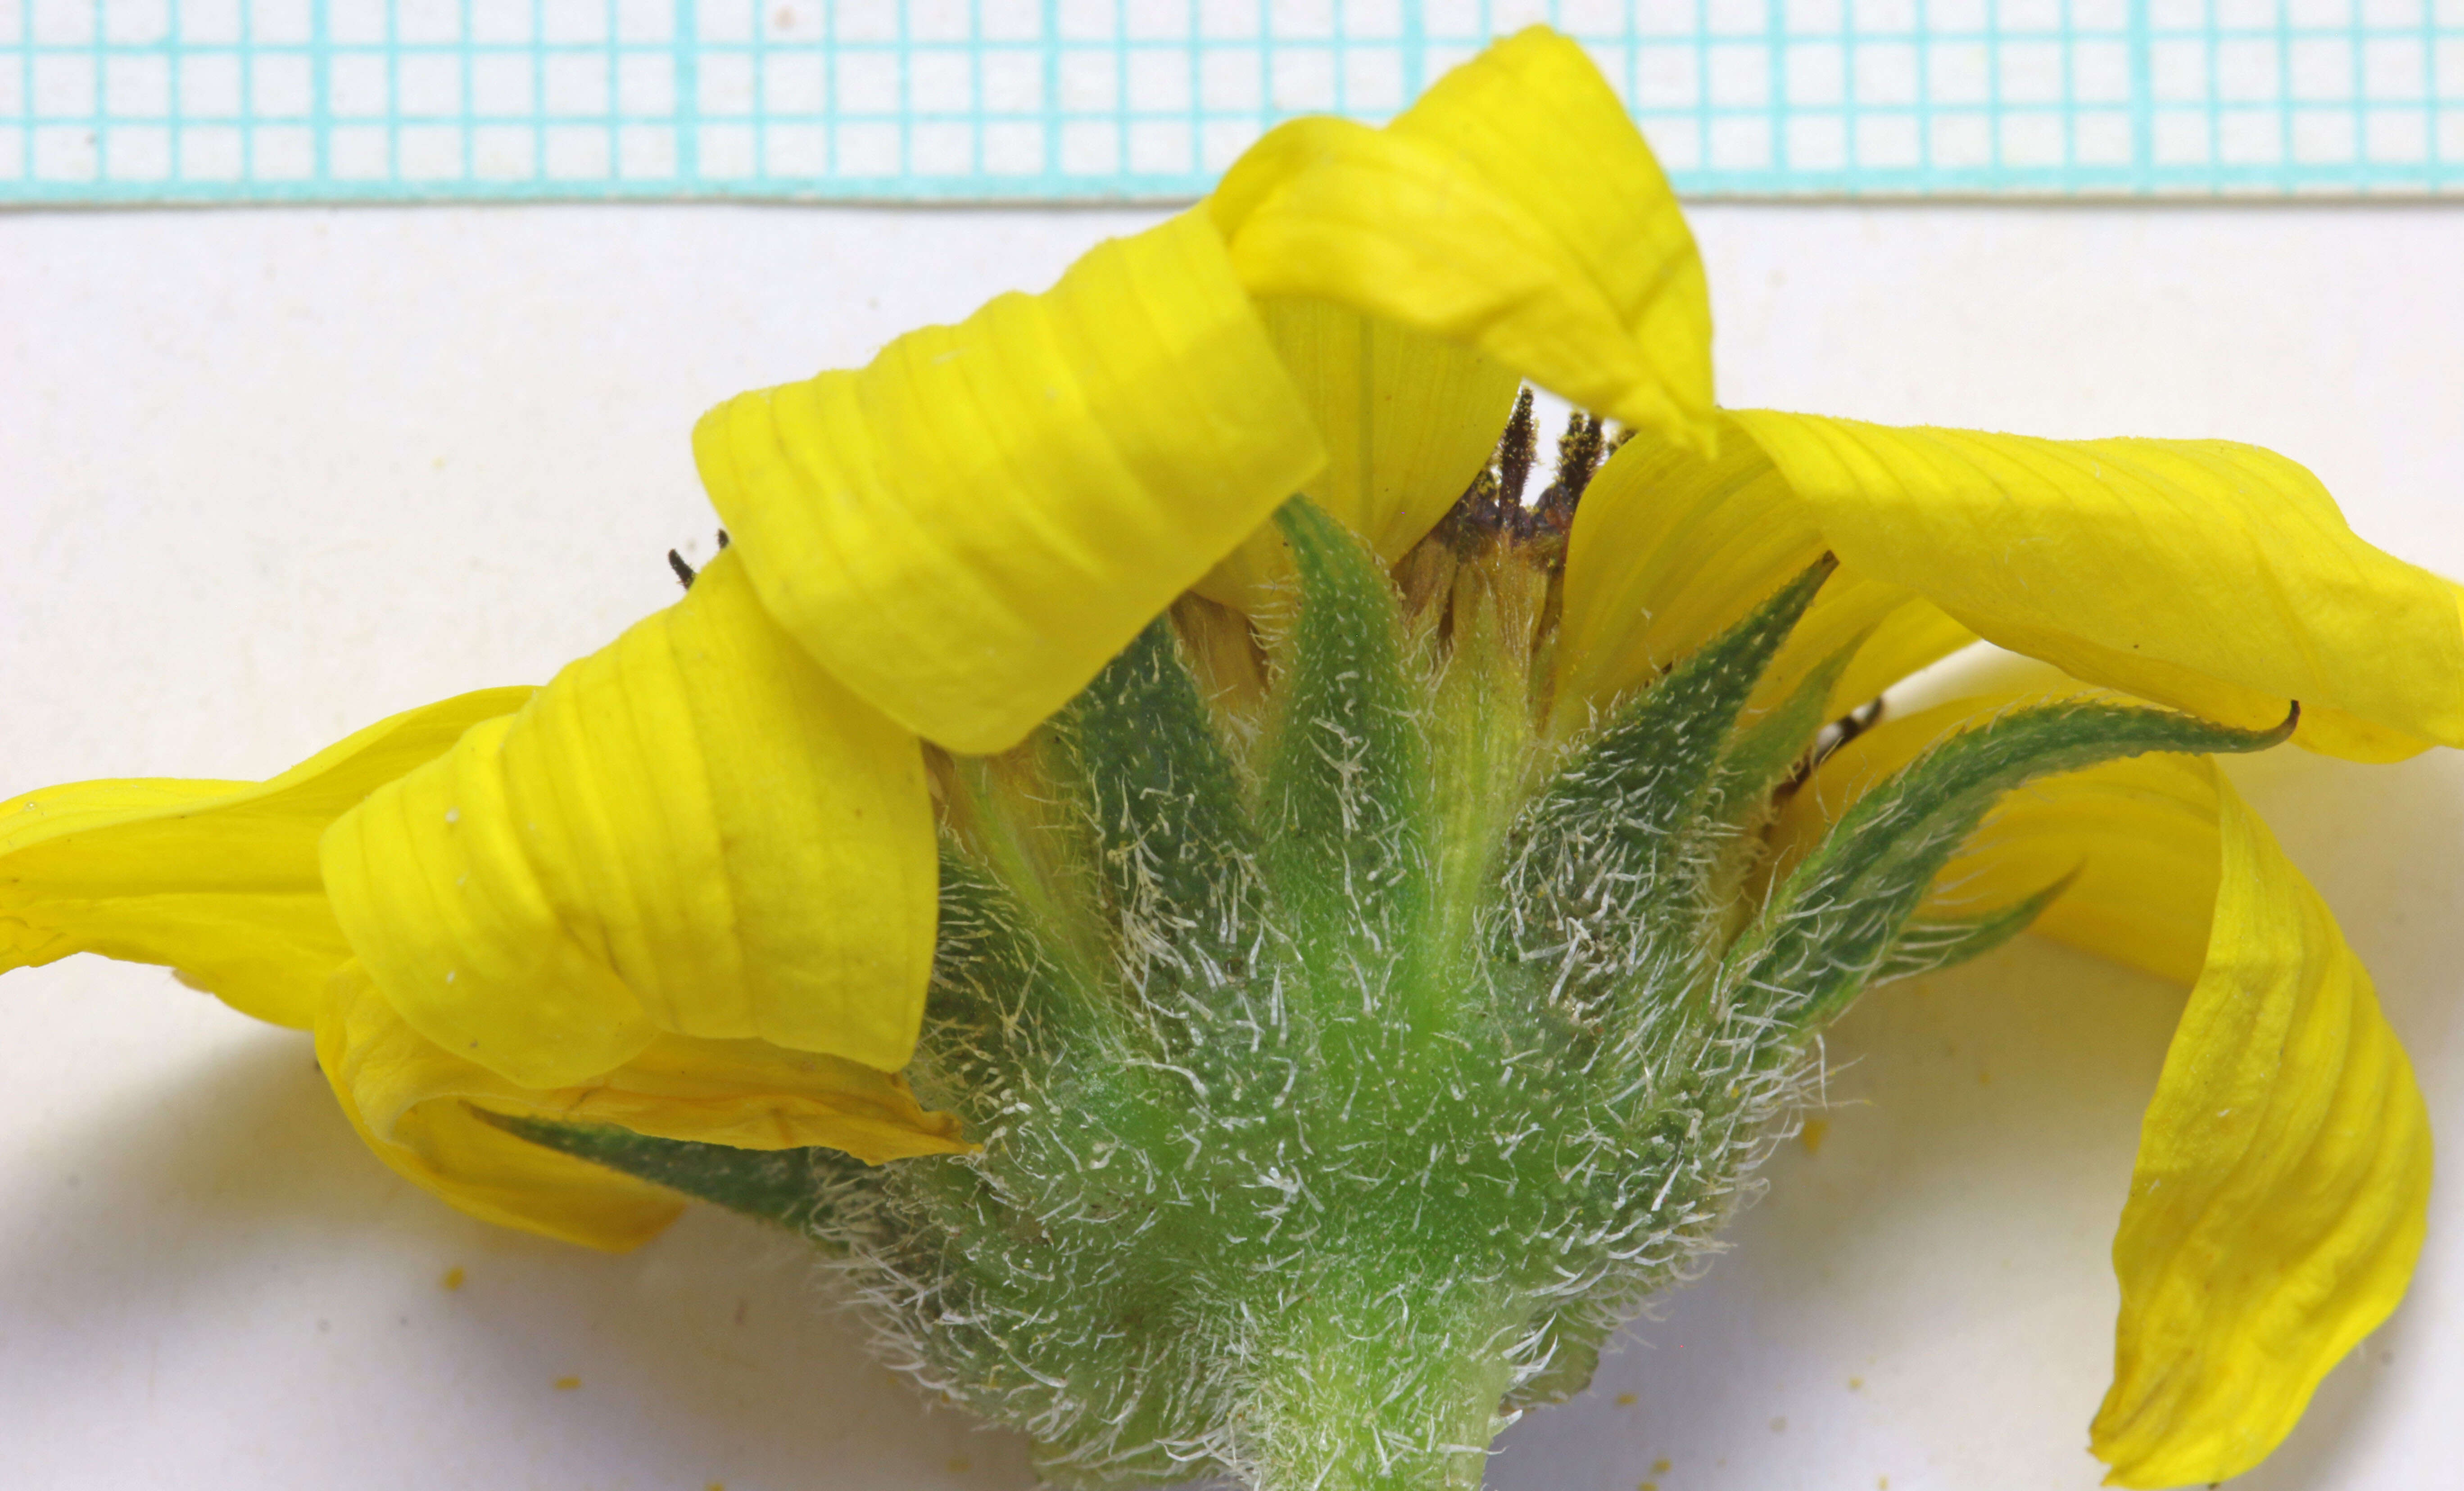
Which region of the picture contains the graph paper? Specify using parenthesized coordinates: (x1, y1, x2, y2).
(4, 0, 2460, 202)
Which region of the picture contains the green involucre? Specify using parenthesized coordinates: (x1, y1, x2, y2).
(511, 497, 2291, 1491)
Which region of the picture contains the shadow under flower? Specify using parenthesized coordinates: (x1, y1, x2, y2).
(0, 989, 1036, 1491)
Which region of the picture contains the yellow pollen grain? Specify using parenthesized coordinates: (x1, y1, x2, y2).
(553, 1376, 582, 1391)
(1848, 1376, 1864, 1391)
(440, 1266, 465, 1291)
(1614, 1392, 1638, 1406)
(947, 1458, 972, 1474)
(1652, 1459, 1671, 1473)
(1798, 1119, 1829, 1156)
(1640, 1483, 1657, 1491)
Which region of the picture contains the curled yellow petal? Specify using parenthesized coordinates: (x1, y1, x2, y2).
(693, 207, 1325, 755)
(1212, 26, 1714, 452)
(2094, 776, 2432, 1486)
(317, 960, 967, 1251)
(0, 687, 530, 1028)
(1552, 423, 1973, 735)
(1731, 411, 2464, 759)
(1199, 298, 1520, 611)
(326, 963, 966, 1168)
(317, 966, 684, 1252)
(1781, 694, 2431, 1483)
(322, 547, 936, 1091)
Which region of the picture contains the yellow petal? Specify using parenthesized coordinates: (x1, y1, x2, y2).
(1199, 298, 1520, 611)
(1730, 412, 2464, 759)
(316, 966, 684, 1252)
(1548, 422, 1975, 740)
(1744, 570, 1961, 723)
(326, 962, 966, 1169)
(1822, 596, 1979, 722)
(693, 207, 1325, 755)
(322, 547, 936, 1091)
(2094, 775, 2432, 1486)
(1211, 27, 1714, 452)
(0, 687, 531, 1028)
(1552, 421, 1823, 725)
(1779, 695, 2431, 1483)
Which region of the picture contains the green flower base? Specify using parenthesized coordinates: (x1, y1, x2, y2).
(502, 432, 2286, 1490)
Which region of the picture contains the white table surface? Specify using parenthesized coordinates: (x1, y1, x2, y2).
(3, 200, 2461, 1491)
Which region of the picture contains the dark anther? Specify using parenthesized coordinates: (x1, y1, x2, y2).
(1422, 386, 1645, 560)
(1433, 468, 1504, 555)
(1497, 388, 1537, 512)
(1432, 389, 1623, 555)
(716, 528, 731, 549)
(1462, 468, 1505, 528)
(1534, 411, 1608, 535)
(668, 549, 698, 590)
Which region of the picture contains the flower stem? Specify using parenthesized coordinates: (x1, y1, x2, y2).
(1241, 1277, 1518, 1491)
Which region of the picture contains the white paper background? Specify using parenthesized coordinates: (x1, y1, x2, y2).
(2, 202, 2461, 1491)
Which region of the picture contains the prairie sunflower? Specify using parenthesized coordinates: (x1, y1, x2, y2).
(2, 27, 2453, 1491)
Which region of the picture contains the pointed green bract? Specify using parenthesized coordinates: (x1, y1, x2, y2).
(1260, 498, 1429, 973)
(1869, 873, 2078, 988)
(1495, 558, 1836, 1008)
(1053, 616, 1261, 998)
(1732, 700, 2297, 1026)
(1715, 644, 1862, 823)
(477, 1110, 859, 1236)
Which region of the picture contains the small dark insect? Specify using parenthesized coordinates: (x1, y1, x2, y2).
(1790, 697, 1891, 791)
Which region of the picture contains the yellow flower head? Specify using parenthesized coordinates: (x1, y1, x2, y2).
(2, 26, 2452, 1491)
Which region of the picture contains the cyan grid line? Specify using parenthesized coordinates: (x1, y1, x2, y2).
(2, 0, 2459, 201)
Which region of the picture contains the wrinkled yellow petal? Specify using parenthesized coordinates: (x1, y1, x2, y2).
(316, 960, 967, 1251)
(317, 967, 684, 1252)
(693, 207, 1324, 755)
(326, 963, 967, 1170)
(2094, 777, 2432, 1486)
(1779, 695, 2431, 1483)
(1212, 27, 1714, 452)
(323, 548, 936, 1091)
(0, 688, 530, 1027)
(1731, 411, 2464, 759)
(1199, 298, 1520, 611)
